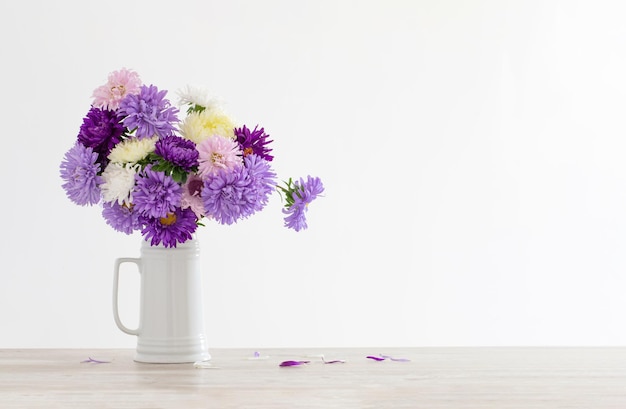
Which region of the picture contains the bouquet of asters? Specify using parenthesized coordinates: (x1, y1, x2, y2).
(60, 68, 323, 247)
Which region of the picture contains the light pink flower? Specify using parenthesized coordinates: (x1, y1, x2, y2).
(92, 68, 142, 110)
(181, 174, 207, 219)
(197, 135, 242, 177)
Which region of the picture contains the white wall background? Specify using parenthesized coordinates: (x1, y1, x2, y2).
(1, 0, 626, 349)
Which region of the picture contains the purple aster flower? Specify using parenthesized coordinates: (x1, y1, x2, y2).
(102, 202, 141, 234)
(283, 202, 308, 232)
(140, 207, 198, 248)
(243, 154, 277, 212)
(118, 84, 179, 139)
(77, 106, 124, 168)
(133, 167, 182, 219)
(234, 125, 273, 161)
(281, 176, 324, 232)
(202, 165, 256, 225)
(60, 142, 102, 206)
(154, 135, 199, 171)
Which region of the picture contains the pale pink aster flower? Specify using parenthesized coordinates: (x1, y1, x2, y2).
(180, 174, 207, 219)
(100, 162, 140, 205)
(197, 135, 242, 177)
(92, 68, 142, 110)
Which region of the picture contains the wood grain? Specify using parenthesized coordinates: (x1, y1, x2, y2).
(1, 348, 625, 408)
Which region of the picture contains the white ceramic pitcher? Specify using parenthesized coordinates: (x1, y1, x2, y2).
(112, 236, 210, 363)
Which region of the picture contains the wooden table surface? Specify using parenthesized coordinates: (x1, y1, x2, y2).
(1, 347, 625, 408)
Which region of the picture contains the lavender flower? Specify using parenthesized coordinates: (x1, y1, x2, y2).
(102, 202, 141, 234)
(243, 154, 276, 212)
(234, 125, 273, 161)
(118, 84, 179, 139)
(77, 107, 124, 168)
(140, 207, 198, 248)
(202, 156, 277, 225)
(133, 167, 182, 219)
(280, 176, 324, 231)
(60, 142, 102, 206)
(202, 165, 254, 225)
(154, 135, 199, 172)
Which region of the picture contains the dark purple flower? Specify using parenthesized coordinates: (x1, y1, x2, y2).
(118, 84, 179, 139)
(77, 106, 124, 168)
(234, 125, 273, 161)
(140, 207, 198, 248)
(133, 167, 182, 218)
(60, 142, 102, 206)
(154, 135, 199, 171)
(102, 202, 141, 234)
(282, 176, 324, 232)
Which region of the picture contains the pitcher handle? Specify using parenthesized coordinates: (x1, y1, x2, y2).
(113, 257, 141, 336)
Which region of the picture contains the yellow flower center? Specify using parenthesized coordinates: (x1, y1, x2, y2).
(211, 152, 223, 164)
(160, 212, 177, 226)
(243, 147, 254, 156)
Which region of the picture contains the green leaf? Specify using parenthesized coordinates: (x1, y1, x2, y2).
(186, 104, 206, 115)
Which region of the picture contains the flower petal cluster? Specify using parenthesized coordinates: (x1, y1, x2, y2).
(133, 167, 182, 219)
(140, 207, 198, 248)
(78, 107, 124, 168)
(102, 202, 141, 235)
(60, 142, 102, 206)
(234, 125, 274, 161)
(108, 136, 158, 164)
(92, 68, 142, 110)
(61, 69, 324, 247)
(100, 163, 139, 205)
(201, 154, 276, 225)
(279, 176, 325, 232)
(154, 135, 199, 172)
(179, 109, 236, 144)
(197, 135, 242, 177)
(119, 84, 179, 139)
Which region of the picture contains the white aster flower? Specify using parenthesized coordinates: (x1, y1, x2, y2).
(177, 85, 221, 111)
(108, 136, 158, 164)
(100, 163, 140, 205)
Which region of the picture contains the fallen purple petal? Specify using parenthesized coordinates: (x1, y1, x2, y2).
(366, 355, 386, 361)
(279, 360, 310, 367)
(381, 355, 411, 362)
(81, 357, 111, 364)
(248, 351, 269, 360)
(321, 356, 346, 364)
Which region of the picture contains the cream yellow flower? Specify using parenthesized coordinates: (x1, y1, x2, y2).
(178, 109, 236, 144)
(108, 136, 158, 164)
